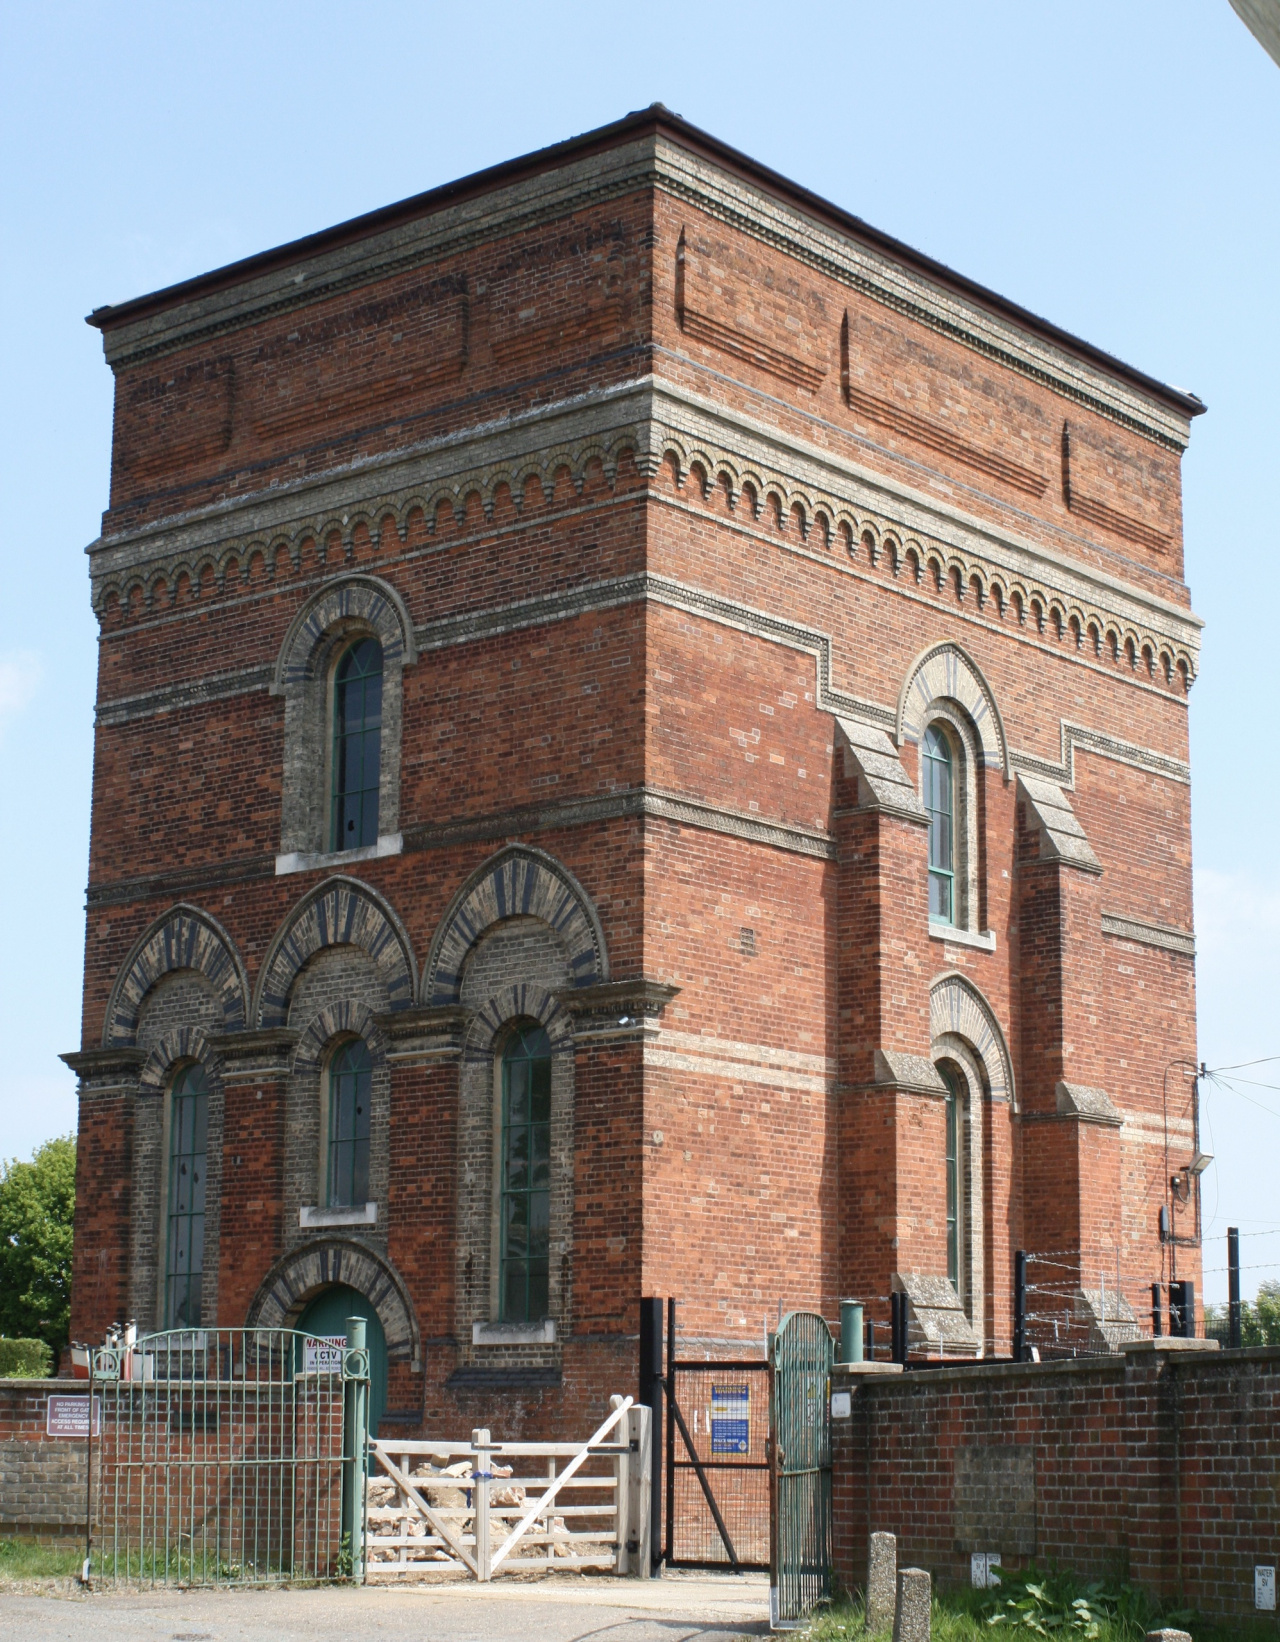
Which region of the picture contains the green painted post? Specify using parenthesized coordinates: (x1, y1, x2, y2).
(343, 1318, 369, 1583)
(840, 1300, 864, 1364)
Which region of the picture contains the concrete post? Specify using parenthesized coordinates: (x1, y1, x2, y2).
(866, 1530, 897, 1631)
(892, 1567, 931, 1641)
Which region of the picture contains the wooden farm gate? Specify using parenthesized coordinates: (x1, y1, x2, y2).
(365, 1395, 652, 1580)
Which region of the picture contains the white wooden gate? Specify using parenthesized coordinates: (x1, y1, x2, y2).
(365, 1395, 651, 1580)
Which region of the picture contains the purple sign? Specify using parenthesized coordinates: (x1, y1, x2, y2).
(46, 1395, 101, 1437)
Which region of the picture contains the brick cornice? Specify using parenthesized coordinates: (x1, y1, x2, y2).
(85, 378, 1200, 683)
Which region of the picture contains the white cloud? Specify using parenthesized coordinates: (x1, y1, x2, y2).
(0, 650, 41, 736)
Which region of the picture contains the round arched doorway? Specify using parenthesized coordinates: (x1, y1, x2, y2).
(297, 1283, 388, 1441)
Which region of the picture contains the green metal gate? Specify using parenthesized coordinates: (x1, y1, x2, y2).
(769, 1310, 834, 1628)
(88, 1325, 369, 1586)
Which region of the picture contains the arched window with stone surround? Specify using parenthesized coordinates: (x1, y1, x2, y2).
(923, 723, 955, 924)
(326, 1037, 372, 1208)
(941, 1064, 961, 1291)
(331, 638, 383, 851)
(499, 1021, 552, 1324)
(165, 1062, 209, 1329)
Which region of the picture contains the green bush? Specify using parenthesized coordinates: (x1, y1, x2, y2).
(0, 1136, 76, 1360)
(0, 1337, 54, 1378)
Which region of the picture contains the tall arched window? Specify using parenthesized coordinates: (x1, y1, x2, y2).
(923, 723, 954, 924)
(165, 1063, 209, 1329)
(331, 638, 383, 851)
(941, 1065, 960, 1292)
(500, 1022, 552, 1323)
(327, 1038, 372, 1207)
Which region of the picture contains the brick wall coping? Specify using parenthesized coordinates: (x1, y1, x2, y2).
(0, 1378, 77, 1392)
(836, 1355, 1130, 1390)
(834, 1343, 1280, 1394)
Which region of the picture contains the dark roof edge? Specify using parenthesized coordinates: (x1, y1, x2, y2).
(84, 105, 1205, 420)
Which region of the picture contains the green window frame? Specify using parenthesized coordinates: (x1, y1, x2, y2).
(165, 1063, 209, 1330)
(923, 723, 955, 924)
(327, 1038, 372, 1208)
(499, 1022, 552, 1324)
(331, 638, 383, 851)
(942, 1064, 960, 1292)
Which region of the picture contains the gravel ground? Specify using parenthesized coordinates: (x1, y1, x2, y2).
(0, 1569, 771, 1642)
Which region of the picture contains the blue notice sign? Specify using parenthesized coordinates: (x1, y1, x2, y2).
(710, 1382, 750, 1454)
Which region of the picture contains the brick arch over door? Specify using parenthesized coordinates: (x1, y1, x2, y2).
(246, 1238, 420, 1367)
(423, 844, 609, 1006)
(254, 876, 417, 1027)
(104, 904, 249, 1047)
(897, 641, 1010, 776)
(930, 972, 1016, 1110)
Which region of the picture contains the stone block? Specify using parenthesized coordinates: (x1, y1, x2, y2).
(1144, 1632, 1192, 1642)
(866, 1531, 897, 1631)
(892, 1568, 931, 1642)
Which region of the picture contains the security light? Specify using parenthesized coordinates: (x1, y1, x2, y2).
(1187, 1151, 1213, 1177)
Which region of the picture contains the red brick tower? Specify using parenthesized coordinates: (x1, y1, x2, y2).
(66, 109, 1203, 1432)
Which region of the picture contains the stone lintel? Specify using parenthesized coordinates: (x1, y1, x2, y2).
(558, 977, 680, 1038)
(61, 1047, 145, 1080)
(835, 716, 928, 823)
(1017, 774, 1103, 873)
(373, 1004, 473, 1063)
(1055, 1080, 1122, 1126)
(869, 1049, 948, 1097)
(208, 1028, 300, 1079)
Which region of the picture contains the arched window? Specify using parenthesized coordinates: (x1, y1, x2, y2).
(331, 638, 383, 851)
(327, 1038, 372, 1208)
(500, 1022, 552, 1323)
(941, 1065, 960, 1293)
(165, 1063, 209, 1329)
(923, 723, 954, 924)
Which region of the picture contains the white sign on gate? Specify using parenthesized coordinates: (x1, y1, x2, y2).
(304, 1335, 345, 1374)
(46, 1395, 101, 1437)
(1257, 1566, 1277, 1611)
(710, 1383, 750, 1453)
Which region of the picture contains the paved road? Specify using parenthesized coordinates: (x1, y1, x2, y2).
(0, 1570, 771, 1642)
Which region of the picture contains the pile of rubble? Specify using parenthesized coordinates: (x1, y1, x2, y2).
(365, 1458, 574, 1564)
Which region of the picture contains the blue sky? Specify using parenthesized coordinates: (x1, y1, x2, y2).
(1, 1, 1277, 1305)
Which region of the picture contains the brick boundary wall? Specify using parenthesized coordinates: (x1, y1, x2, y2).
(0, 1379, 99, 1546)
(832, 1341, 1280, 1625)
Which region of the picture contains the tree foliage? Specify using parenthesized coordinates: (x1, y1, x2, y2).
(0, 1135, 76, 1363)
(1205, 1280, 1280, 1346)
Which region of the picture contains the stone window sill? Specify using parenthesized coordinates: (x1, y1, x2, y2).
(928, 922, 997, 953)
(300, 1202, 378, 1229)
(276, 833, 403, 877)
(472, 1320, 557, 1346)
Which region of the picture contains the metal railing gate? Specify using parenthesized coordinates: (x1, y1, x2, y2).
(769, 1310, 833, 1628)
(88, 1326, 369, 1586)
(661, 1299, 770, 1571)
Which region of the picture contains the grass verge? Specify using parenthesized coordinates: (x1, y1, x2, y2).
(804, 1567, 1280, 1642)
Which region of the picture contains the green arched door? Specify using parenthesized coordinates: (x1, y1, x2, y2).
(297, 1284, 388, 1442)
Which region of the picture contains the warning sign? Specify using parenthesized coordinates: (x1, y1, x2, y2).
(46, 1396, 101, 1438)
(303, 1336, 345, 1374)
(710, 1383, 750, 1454)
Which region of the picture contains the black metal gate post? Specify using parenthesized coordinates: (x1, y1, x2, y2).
(1013, 1250, 1027, 1361)
(639, 1297, 665, 1573)
(1228, 1227, 1242, 1349)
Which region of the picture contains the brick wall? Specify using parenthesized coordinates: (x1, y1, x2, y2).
(0, 1380, 96, 1544)
(833, 1343, 1280, 1624)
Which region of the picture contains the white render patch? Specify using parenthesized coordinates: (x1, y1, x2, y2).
(300, 1203, 378, 1229)
(277, 833, 403, 876)
(473, 1320, 556, 1347)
